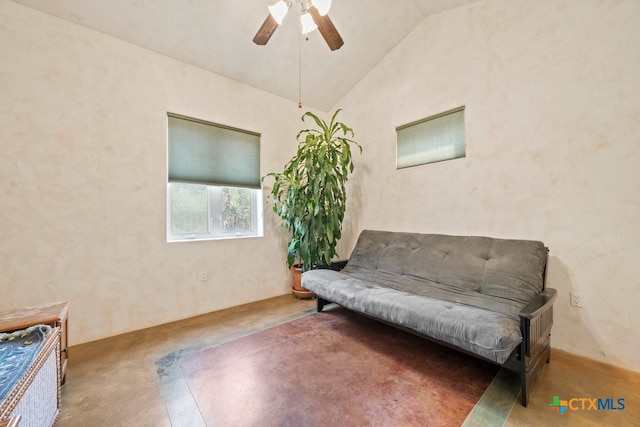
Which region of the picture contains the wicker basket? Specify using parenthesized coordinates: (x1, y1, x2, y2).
(0, 328, 60, 427)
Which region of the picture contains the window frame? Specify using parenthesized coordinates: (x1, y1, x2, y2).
(166, 183, 263, 242)
(396, 106, 466, 169)
(166, 113, 263, 243)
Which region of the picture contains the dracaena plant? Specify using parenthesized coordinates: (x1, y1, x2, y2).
(263, 109, 362, 272)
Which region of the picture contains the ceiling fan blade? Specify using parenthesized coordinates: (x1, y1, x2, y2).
(309, 6, 344, 51)
(253, 14, 279, 45)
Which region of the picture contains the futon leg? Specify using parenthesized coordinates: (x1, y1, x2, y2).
(521, 383, 529, 407)
(317, 297, 329, 312)
(520, 340, 529, 407)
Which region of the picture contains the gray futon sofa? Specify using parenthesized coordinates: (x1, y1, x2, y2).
(302, 230, 557, 407)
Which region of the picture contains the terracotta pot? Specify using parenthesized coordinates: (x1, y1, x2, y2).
(292, 264, 305, 291)
(291, 264, 315, 298)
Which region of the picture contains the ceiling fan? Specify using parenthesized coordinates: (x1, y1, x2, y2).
(253, 0, 344, 51)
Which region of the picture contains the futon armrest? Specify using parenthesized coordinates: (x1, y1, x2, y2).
(520, 288, 557, 319)
(313, 260, 349, 271)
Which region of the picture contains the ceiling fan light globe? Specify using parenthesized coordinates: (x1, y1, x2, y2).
(300, 12, 318, 34)
(268, 1, 290, 25)
(311, 0, 332, 16)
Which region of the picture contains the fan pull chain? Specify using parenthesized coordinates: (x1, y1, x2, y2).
(298, 14, 303, 108)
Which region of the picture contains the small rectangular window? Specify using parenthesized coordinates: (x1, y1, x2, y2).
(396, 106, 465, 168)
(167, 114, 262, 242)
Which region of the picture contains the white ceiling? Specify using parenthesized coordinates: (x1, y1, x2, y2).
(12, 0, 481, 110)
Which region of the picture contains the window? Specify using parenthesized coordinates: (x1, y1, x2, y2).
(167, 114, 262, 241)
(396, 106, 465, 168)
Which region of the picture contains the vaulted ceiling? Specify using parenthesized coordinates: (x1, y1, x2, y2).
(12, 0, 481, 110)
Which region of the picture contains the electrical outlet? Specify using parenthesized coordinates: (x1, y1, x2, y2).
(199, 270, 208, 282)
(570, 291, 583, 308)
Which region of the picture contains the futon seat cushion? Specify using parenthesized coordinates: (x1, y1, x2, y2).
(303, 269, 522, 364)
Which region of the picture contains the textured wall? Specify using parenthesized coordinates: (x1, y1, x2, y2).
(335, 0, 640, 371)
(0, 2, 304, 345)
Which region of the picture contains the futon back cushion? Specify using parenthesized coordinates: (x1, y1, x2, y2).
(342, 230, 547, 306)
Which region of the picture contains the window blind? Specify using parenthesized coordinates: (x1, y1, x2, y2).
(396, 107, 465, 168)
(167, 114, 261, 189)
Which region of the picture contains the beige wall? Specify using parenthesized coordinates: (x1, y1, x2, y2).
(336, 0, 640, 372)
(0, 2, 305, 345)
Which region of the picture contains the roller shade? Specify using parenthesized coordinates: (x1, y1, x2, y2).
(168, 114, 261, 189)
(396, 107, 465, 168)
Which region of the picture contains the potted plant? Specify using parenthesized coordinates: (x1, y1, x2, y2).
(263, 109, 361, 297)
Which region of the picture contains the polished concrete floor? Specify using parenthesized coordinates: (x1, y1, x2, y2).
(56, 295, 640, 426)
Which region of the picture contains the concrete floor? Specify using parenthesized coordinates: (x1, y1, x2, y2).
(55, 295, 639, 426)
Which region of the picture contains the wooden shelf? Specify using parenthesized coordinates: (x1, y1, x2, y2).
(0, 301, 69, 385)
